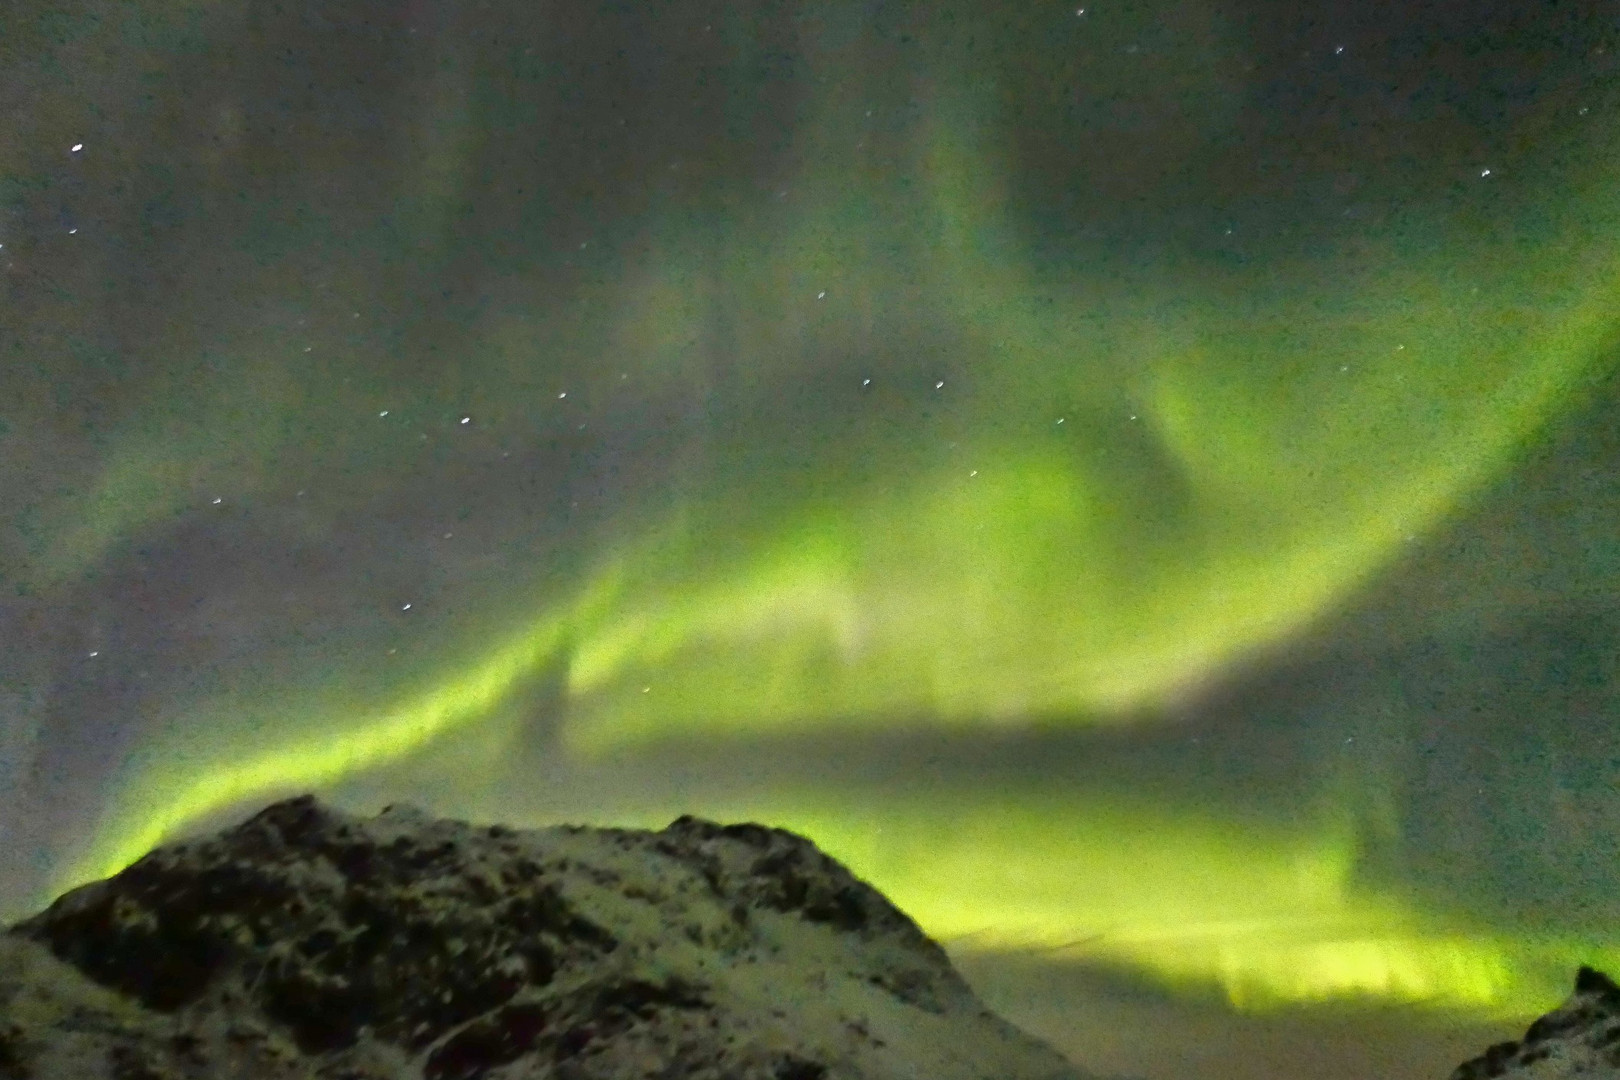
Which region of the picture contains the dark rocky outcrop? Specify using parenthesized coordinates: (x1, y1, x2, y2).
(1450, 966, 1620, 1079)
(0, 796, 1089, 1080)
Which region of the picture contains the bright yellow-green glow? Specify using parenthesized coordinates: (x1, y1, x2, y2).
(558, 268, 1616, 752)
(543, 83, 1620, 750)
(678, 789, 1614, 1018)
(55, 560, 636, 897)
(60, 614, 569, 894)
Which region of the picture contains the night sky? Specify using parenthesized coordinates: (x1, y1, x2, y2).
(3, 0, 1619, 1076)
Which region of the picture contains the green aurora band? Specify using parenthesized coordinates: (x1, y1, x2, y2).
(38, 66, 1620, 1022)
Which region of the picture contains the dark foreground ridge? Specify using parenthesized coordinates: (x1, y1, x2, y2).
(1450, 965, 1620, 1080)
(0, 796, 1089, 1080)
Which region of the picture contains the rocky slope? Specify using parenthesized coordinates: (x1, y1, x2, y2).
(0, 796, 1091, 1080)
(1450, 966, 1620, 1080)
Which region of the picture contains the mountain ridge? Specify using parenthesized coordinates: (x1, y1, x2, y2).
(0, 796, 1090, 1080)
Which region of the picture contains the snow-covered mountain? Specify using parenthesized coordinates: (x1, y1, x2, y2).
(1449, 966, 1620, 1080)
(0, 796, 1092, 1080)
(7, 794, 1614, 1080)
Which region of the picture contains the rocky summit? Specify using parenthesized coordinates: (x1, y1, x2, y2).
(0, 796, 1089, 1080)
(1450, 966, 1620, 1080)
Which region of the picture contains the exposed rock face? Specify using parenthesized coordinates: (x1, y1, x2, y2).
(0, 796, 1090, 1080)
(1450, 966, 1620, 1080)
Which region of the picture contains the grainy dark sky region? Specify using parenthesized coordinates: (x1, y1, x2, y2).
(2, 0, 1618, 1076)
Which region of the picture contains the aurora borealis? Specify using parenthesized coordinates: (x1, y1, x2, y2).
(3, 0, 1619, 1074)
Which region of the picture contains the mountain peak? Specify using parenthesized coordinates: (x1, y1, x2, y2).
(0, 796, 1089, 1080)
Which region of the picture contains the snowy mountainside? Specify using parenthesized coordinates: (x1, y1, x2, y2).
(0, 796, 1092, 1080)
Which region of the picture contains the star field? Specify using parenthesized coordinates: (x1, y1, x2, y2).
(1, 2, 1619, 1067)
